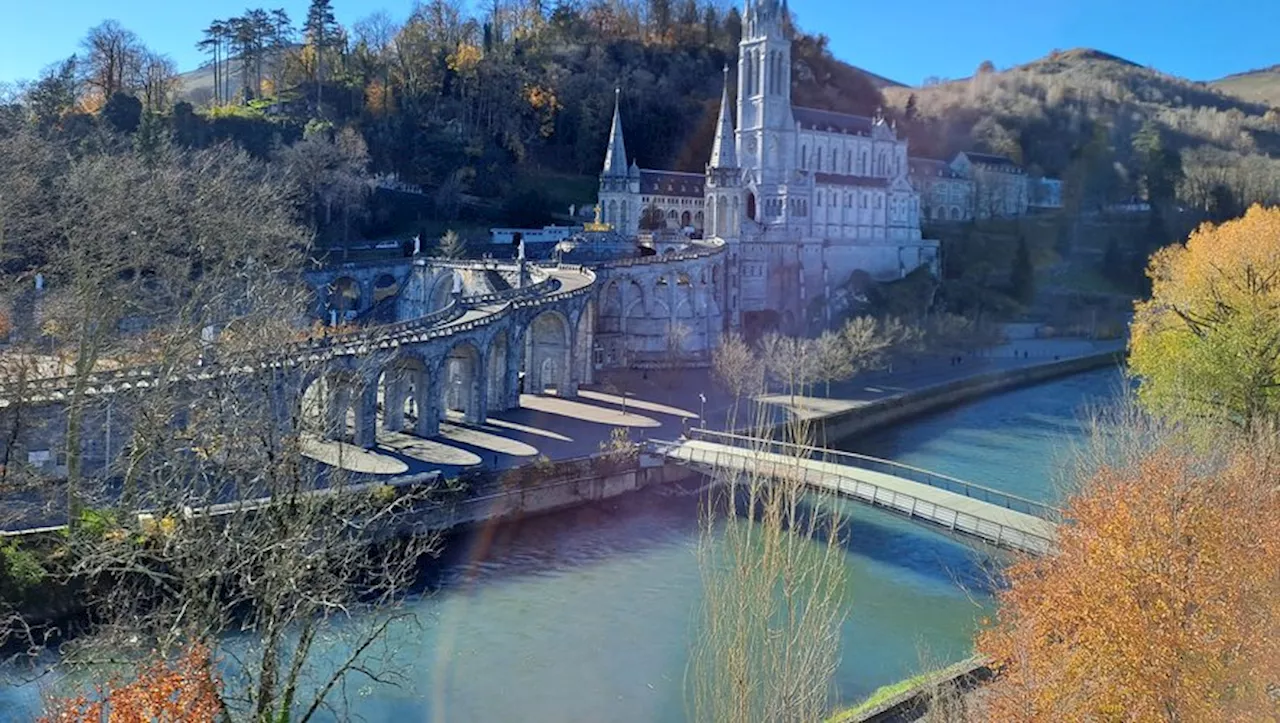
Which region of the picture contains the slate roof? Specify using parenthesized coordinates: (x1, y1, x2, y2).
(792, 106, 874, 135)
(640, 170, 705, 198)
(813, 173, 888, 188)
(961, 152, 1021, 170)
(909, 157, 964, 179)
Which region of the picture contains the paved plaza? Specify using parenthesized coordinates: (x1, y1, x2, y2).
(314, 337, 1125, 479)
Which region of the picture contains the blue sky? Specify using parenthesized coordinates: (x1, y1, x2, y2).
(1, 0, 1277, 87)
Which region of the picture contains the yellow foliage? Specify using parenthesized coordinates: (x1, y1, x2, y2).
(978, 444, 1280, 721)
(447, 44, 482, 75)
(365, 79, 394, 115)
(1129, 204, 1280, 430)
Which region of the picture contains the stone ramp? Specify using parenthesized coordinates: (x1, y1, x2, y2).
(656, 438, 1056, 555)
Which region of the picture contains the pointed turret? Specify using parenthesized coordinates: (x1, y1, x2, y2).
(710, 67, 738, 169)
(602, 88, 628, 177)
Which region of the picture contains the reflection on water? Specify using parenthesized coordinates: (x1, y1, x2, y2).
(0, 368, 1123, 722)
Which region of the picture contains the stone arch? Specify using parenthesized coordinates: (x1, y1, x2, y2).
(525, 310, 571, 394)
(379, 354, 429, 434)
(487, 330, 510, 412)
(608, 199, 618, 226)
(694, 210, 704, 228)
(301, 370, 375, 445)
(429, 271, 457, 312)
(442, 341, 484, 424)
(950, 206, 961, 220)
(574, 299, 595, 388)
(327, 277, 362, 321)
(681, 210, 691, 227)
(372, 273, 399, 303)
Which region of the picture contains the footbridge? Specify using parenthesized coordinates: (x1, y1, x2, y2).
(652, 429, 1058, 555)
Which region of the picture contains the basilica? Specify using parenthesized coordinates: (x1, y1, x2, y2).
(597, 0, 939, 333)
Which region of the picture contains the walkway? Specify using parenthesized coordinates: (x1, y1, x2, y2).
(653, 430, 1057, 555)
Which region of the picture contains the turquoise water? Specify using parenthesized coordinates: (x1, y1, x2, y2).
(0, 368, 1123, 722)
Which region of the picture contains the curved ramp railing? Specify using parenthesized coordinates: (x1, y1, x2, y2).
(685, 428, 1060, 521)
(652, 437, 1055, 555)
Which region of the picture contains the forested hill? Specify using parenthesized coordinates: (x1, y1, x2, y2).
(883, 48, 1280, 213)
(168, 5, 888, 193)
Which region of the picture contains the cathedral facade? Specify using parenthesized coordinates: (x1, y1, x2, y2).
(598, 0, 939, 334)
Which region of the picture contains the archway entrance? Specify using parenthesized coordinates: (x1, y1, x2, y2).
(328, 277, 362, 322)
(524, 311, 571, 394)
(443, 342, 483, 424)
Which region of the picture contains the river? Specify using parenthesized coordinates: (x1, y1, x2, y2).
(0, 368, 1124, 721)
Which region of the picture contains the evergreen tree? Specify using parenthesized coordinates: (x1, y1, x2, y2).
(436, 229, 468, 259)
(1010, 235, 1034, 304)
(904, 93, 918, 123)
(1131, 120, 1182, 212)
(133, 111, 173, 167)
(304, 0, 339, 116)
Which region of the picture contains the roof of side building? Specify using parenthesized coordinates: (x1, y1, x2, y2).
(639, 169, 705, 198)
(960, 151, 1022, 170)
(792, 106, 874, 135)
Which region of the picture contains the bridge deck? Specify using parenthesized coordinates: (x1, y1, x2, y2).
(657, 439, 1055, 555)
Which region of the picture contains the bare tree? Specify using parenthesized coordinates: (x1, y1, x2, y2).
(0, 133, 447, 721)
(79, 21, 144, 104)
(691, 349, 848, 722)
(711, 331, 762, 430)
(138, 51, 178, 113)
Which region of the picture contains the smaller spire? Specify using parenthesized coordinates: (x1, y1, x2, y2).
(710, 66, 738, 169)
(602, 88, 628, 177)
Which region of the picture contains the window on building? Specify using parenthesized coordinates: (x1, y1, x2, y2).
(846, 151, 852, 174)
(801, 145, 807, 169)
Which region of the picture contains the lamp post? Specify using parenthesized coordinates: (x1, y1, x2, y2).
(699, 392, 706, 428)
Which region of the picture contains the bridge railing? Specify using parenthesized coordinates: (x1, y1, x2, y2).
(650, 438, 1053, 554)
(460, 277, 557, 305)
(685, 428, 1061, 521)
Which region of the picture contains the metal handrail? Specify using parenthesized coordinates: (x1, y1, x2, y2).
(651, 439, 1053, 554)
(687, 428, 1060, 520)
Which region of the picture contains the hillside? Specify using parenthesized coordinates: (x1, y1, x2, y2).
(884, 47, 1280, 210)
(1211, 65, 1280, 109)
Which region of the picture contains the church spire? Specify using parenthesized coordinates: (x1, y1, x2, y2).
(602, 88, 628, 177)
(710, 67, 737, 169)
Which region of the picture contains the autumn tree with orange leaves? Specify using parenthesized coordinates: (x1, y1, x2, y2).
(977, 441, 1280, 722)
(1130, 204, 1280, 432)
(40, 644, 222, 723)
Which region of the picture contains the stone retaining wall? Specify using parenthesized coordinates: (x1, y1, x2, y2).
(423, 455, 687, 531)
(817, 350, 1124, 443)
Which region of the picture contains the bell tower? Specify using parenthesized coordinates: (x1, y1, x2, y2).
(737, 0, 793, 188)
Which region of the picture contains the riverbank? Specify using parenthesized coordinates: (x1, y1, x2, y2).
(1, 367, 1126, 722)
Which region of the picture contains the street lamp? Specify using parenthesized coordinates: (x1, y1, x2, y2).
(699, 392, 706, 428)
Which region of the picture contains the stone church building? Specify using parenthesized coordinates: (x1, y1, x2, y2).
(597, 0, 939, 334)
